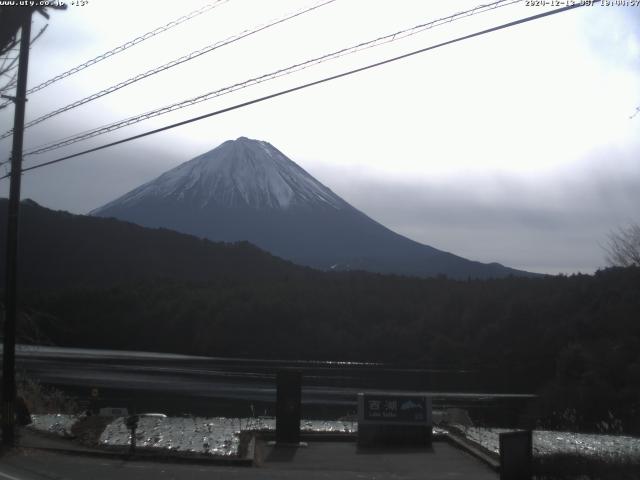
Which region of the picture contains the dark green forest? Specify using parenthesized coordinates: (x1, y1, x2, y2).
(2, 200, 640, 433)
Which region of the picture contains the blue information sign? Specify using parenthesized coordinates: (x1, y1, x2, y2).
(362, 395, 427, 423)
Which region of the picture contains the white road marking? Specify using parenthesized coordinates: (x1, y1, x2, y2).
(0, 469, 24, 480)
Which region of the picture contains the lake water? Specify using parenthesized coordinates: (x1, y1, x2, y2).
(15, 344, 533, 423)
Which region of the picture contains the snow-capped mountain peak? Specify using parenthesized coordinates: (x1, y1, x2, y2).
(94, 137, 345, 212)
(92, 137, 531, 279)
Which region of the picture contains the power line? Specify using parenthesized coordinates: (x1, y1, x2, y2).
(0, 0, 337, 140)
(19, 0, 521, 159)
(0, 1, 228, 110)
(0, 3, 585, 182)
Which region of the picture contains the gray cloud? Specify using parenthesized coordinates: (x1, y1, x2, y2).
(0, 139, 184, 214)
(306, 156, 640, 274)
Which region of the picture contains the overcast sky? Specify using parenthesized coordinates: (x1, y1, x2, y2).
(1, 0, 638, 274)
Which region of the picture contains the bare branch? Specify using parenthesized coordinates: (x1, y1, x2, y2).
(0, 63, 18, 95)
(605, 223, 640, 267)
(0, 39, 18, 58)
(0, 23, 49, 96)
(0, 68, 16, 79)
(0, 56, 18, 76)
(30, 24, 48, 46)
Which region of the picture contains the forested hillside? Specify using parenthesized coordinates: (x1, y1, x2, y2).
(2, 200, 639, 433)
(0, 199, 306, 289)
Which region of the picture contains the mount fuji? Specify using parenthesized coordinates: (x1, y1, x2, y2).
(91, 137, 530, 279)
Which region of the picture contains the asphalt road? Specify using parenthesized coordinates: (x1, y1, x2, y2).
(14, 345, 532, 421)
(0, 441, 498, 480)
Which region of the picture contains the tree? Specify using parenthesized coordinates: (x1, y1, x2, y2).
(0, 6, 64, 108)
(605, 223, 640, 267)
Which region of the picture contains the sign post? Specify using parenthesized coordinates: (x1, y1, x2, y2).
(499, 430, 532, 480)
(275, 370, 301, 446)
(126, 414, 139, 456)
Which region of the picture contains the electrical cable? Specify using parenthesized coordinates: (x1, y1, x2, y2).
(0, 1, 229, 110)
(0, 3, 584, 181)
(18, 0, 520, 159)
(0, 0, 337, 140)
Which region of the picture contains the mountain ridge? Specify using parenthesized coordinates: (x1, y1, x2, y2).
(0, 198, 303, 290)
(92, 137, 535, 279)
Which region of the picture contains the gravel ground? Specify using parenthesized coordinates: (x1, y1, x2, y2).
(29, 414, 358, 457)
(32, 414, 639, 463)
(100, 417, 358, 456)
(28, 414, 80, 438)
(452, 424, 640, 463)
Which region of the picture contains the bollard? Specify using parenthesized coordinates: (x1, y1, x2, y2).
(499, 430, 532, 480)
(275, 370, 301, 445)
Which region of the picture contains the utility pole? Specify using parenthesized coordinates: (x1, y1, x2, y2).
(2, 8, 32, 448)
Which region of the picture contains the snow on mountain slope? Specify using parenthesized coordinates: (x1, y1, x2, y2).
(92, 137, 533, 279)
(93, 137, 346, 213)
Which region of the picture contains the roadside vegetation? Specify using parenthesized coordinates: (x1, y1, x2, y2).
(16, 372, 79, 415)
